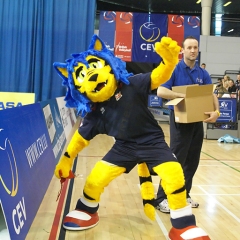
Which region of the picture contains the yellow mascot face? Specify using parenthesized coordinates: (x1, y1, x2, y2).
(72, 55, 117, 103)
(53, 35, 132, 117)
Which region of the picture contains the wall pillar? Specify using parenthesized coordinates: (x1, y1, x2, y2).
(201, 0, 213, 35)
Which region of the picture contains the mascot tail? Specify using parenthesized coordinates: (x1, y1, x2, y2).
(138, 162, 156, 220)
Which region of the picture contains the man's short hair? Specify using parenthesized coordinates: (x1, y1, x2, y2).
(182, 36, 198, 48)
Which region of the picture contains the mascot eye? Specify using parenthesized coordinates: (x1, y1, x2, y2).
(89, 61, 103, 69)
(76, 70, 86, 83)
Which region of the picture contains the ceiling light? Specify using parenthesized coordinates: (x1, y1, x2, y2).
(223, 1, 232, 6)
(196, 0, 201, 3)
(228, 29, 234, 32)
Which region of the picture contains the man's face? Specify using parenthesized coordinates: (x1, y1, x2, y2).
(182, 39, 199, 62)
(237, 75, 240, 80)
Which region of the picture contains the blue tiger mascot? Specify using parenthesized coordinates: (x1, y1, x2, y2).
(53, 35, 210, 240)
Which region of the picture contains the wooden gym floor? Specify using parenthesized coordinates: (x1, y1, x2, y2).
(25, 122, 240, 240)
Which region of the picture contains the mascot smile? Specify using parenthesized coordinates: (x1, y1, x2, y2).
(53, 35, 210, 239)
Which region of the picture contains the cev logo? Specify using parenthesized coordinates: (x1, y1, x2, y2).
(120, 12, 133, 24)
(187, 16, 200, 28)
(103, 11, 116, 23)
(0, 129, 18, 197)
(171, 15, 184, 28)
(139, 22, 160, 42)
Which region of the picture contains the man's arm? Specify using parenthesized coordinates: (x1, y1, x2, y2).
(203, 94, 220, 123)
(157, 86, 185, 99)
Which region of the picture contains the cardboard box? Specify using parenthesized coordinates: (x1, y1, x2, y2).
(165, 84, 214, 123)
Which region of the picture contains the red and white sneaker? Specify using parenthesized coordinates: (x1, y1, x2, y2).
(63, 210, 99, 230)
(169, 226, 211, 240)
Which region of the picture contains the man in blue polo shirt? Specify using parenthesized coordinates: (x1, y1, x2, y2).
(155, 36, 220, 213)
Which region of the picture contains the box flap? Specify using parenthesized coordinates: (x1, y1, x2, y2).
(172, 84, 214, 98)
(172, 84, 197, 94)
(165, 98, 184, 106)
(186, 84, 213, 97)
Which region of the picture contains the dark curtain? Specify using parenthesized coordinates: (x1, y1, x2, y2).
(0, 0, 96, 102)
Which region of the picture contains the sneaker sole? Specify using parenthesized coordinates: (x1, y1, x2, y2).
(191, 204, 199, 208)
(156, 207, 170, 213)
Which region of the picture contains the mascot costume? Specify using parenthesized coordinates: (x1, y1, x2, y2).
(53, 35, 210, 240)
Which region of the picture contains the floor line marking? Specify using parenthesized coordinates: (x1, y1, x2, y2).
(201, 151, 240, 173)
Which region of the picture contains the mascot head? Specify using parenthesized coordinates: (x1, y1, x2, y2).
(53, 35, 133, 117)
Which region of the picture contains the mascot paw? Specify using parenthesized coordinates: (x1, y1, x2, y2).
(63, 210, 99, 231)
(155, 37, 181, 65)
(54, 157, 72, 179)
(169, 226, 210, 240)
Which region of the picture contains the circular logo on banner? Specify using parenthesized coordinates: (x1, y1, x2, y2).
(187, 16, 200, 28)
(0, 129, 19, 197)
(171, 15, 184, 27)
(103, 11, 116, 23)
(139, 22, 160, 42)
(120, 12, 133, 24)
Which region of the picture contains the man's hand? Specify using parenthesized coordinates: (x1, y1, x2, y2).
(203, 111, 220, 123)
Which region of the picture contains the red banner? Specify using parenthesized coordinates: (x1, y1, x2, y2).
(115, 12, 133, 61)
(168, 15, 184, 46)
(168, 15, 184, 60)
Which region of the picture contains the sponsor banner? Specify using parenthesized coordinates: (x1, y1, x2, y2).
(99, 11, 116, 53)
(115, 31, 132, 61)
(0, 103, 56, 240)
(0, 92, 35, 110)
(184, 16, 200, 42)
(148, 107, 170, 121)
(217, 98, 237, 122)
(148, 95, 163, 107)
(56, 97, 78, 140)
(132, 13, 167, 63)
(115, 12, 133, 61)
(39, 98, 67, 162)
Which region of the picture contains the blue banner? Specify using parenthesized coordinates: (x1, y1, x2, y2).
(217, 98, 237, 123)
(132, 13, 167, 63)
(148, 95, 163, 107)
(0, 103, 56, 240)
(184, 16, 200, 42)
(39, 98, 67, 162)
(99, 11, 116, 53)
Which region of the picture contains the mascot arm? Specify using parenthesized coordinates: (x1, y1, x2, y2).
(151, 37, 181, 90)
(54, 130, 89, 179)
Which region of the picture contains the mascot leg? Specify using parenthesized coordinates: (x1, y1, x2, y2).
(63, 160, 126, 231)
(153, 162, 210, 240)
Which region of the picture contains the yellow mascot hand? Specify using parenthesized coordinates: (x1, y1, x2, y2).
(54, 154, 74, 179)
(151, 37, 181, 89)
(155, 37, 181, 66)
(54, 130, 90, 179)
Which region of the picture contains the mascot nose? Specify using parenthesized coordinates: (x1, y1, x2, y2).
(89, 74, 98, 82)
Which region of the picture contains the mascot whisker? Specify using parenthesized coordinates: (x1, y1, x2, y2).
(53, 35, 210, 239)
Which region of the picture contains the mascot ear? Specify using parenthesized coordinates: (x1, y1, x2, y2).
(88, 35, 107, 52)
(53, 62, 69, 80)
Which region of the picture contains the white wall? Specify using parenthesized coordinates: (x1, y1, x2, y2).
(199, 35, 240, 78)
